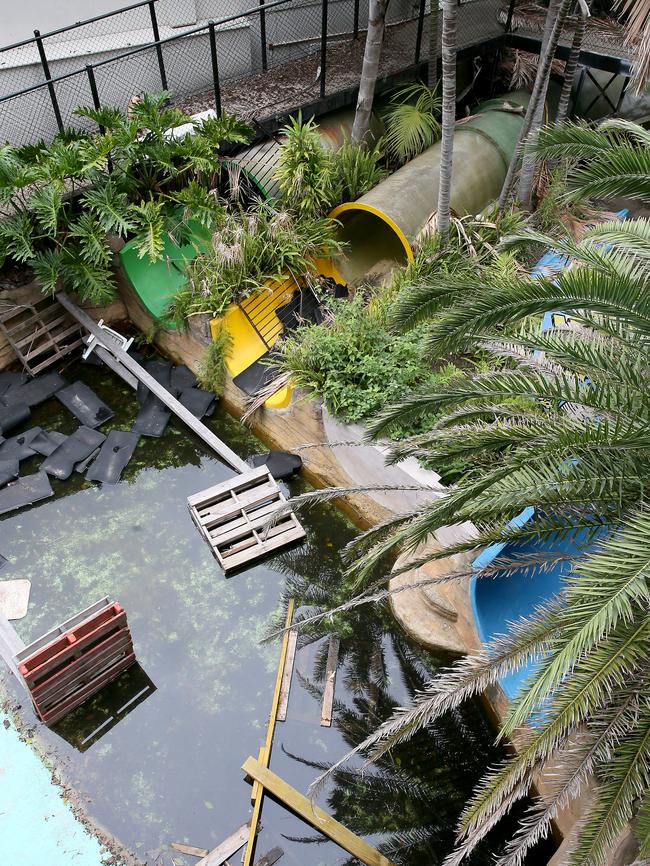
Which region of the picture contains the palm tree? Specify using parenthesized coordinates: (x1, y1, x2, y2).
(616, 0, 650, 92)
(435, 0, 458, 243)
(289, 119, 650, 866)
(498, 0, 573, 209)
(555, 5, 588, 123)
(352, 0, 389, 144)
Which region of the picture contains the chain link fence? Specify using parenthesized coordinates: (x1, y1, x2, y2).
(0, 0, 506, 146)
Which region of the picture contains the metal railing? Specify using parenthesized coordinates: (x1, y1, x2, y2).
(0, 0, 504, 146)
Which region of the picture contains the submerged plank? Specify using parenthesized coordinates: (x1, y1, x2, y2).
(242, 757, 395, 866)
(171, 842, 210, 857)
(195, 822, 250, 866)
(253, 847, 283, 866)
(276, 629, 297, 722)
(320, 634, 340, 727)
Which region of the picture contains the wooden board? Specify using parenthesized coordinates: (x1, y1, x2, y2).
(242, 757, 396, 866)
(276, 629, 297, 722)
(195, 822, 250, 866)
(0, 613, 26, 681)
(0, 297, 83, 375)
(320, 634, 340, 727)
(57, 292, 249, 473)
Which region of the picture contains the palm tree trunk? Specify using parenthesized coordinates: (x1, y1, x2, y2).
(351, 0, 388, 145)
(498, 0, 573, 210)
(517, 0, 559, 209)
(556, 11, 587, 123)
(428, 0, 439, 92)
(436, 0, 457, 244)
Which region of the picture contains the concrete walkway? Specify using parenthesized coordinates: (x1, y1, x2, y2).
(0, 712, 107, 866)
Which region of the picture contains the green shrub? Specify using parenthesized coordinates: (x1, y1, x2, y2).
(197, 325, 233, 395)
(277, 293, 442, 424)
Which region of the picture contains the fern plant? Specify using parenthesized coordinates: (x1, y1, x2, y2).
(0, 92, 252, 304)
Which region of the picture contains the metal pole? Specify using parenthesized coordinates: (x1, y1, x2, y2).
(504, 0, 516, 32)
(320, 0, 328, 98)
(259, 0, 268, 72)
(148, 1, 168, 91)
(86, 65, 103, 128)
(34, 29, 64, 132)
(208, 22, 222, 115)
(353, 0, 360, 39)
(415, 0, 426, 65)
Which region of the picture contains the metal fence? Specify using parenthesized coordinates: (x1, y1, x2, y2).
(0, 0, 504, 146)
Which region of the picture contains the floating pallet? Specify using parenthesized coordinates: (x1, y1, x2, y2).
(16, 597, 136, 726)
(187, 466, 305, 572)
(0, 297, 84, 376)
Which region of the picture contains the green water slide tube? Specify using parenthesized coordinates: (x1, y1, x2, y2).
(119, 219, 211, 329)
(329, 91, 532, 285)
(228, 107, 385, 202)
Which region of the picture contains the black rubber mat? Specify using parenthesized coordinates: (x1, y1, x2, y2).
(42, 426, 106, 480)
(0, 402, 30, 435)
(2, 372, 66, 407)
(56, 381, 114, 429)
(132, 394, 171, 437)
(252, 450, 303, 480)
(0, 471, 53, 516)
(86, 430, 140, 484)
(30, 430, 68, 457)
(75, 447, 101, 474)
(171, 365, 198, 393)
(232, 352, 281, 396)
(137, 359, 173, 403)
(178, 388, 216, 419)
(0, 427, 43, 462)
(0, 371, 28, 397)
(0, 458, 19, 488)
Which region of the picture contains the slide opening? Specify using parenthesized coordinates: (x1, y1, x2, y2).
(330, 203, 412, 286)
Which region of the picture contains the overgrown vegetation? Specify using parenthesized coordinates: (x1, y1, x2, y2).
(275, 113, 386, 216)
(0, 91, 252, 304)
(196, 324, 233, 394)
(172, 205, 342, 324)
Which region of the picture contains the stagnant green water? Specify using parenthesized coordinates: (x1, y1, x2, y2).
(0, 360, 554, 866)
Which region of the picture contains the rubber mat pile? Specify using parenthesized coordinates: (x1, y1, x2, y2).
(0, 358, 218, 516)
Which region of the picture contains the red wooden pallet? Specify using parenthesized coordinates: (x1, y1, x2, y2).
(16, 598, 136, 726)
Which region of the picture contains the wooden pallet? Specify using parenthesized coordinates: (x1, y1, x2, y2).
(16, 597, 136, 726)
(0, 297, 84, 376)
(187, 466, 305, 572)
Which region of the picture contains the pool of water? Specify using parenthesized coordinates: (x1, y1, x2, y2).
(0, 359, 554, 866)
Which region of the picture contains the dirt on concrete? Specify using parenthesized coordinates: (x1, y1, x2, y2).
(176, 21, 419, 124)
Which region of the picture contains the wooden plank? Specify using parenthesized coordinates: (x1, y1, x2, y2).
(253, 847, 283, 866)
(242, 600, 295, 866)
(195, 822, 250, 866)
(171, 842, 210, 857)
(276, 629, 297, 722)
(219, 523, 305, 572)
(186, 466, 270, 506)
(56, 292, 249, 474)
(16, 597, 111, 662)
(242, 757, 396, 866)
(0, 615, 25, 682)
(320, 635, 340, 727)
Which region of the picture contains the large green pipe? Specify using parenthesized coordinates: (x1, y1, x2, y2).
(329, 91, 531, 285)
(230, 107, 384, 201)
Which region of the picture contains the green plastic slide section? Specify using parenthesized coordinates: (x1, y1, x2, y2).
(0, 712, 107, 866)
(119, 219, 211, 329)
